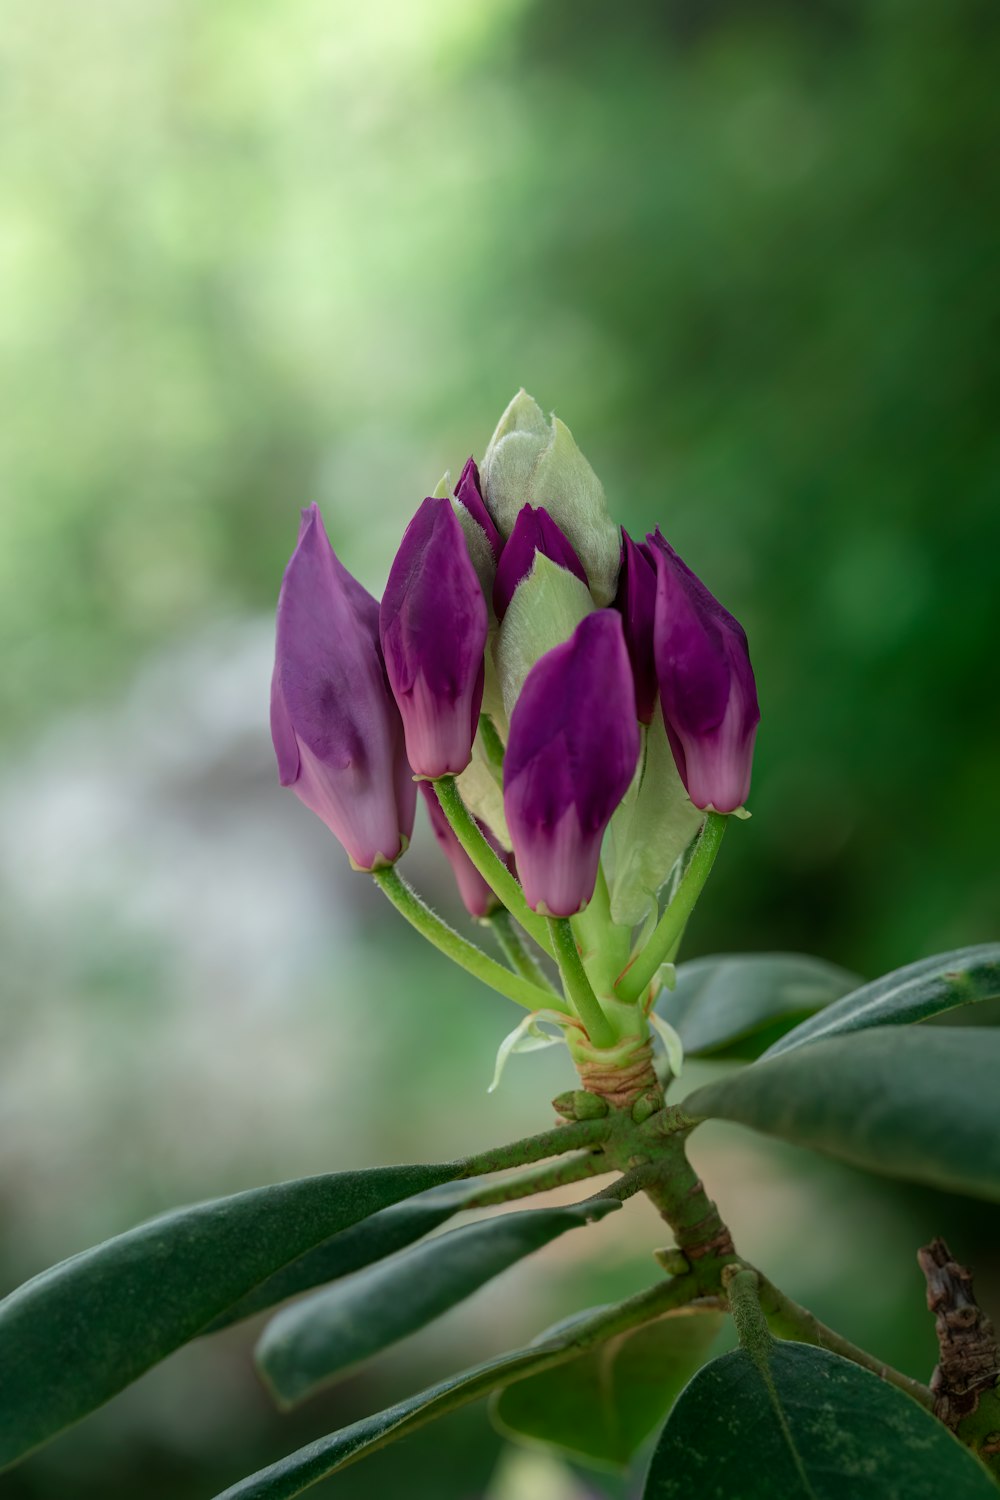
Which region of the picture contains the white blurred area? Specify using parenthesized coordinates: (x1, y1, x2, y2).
(0, 619, 361, 1269)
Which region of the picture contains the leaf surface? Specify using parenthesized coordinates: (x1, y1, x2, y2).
(643, 1339, 997, 1498)
(214, 1280, 692, 1499)
(491, 1303, 724, 1468)
(207, 1179, 477, 1333)
(684, 1026, 1000, 1200)
(0, 1162, 457, 1471)
(763, 942, 1000, 1057)
(657, 952, 859, 1058)
(256, 1196, 621, 1406)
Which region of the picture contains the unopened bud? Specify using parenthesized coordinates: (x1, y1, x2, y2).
(631, 1088, 664, 1124)
(552, 1089, 609, 1121)
(504, 612, 640, 916)
(380, 498, 488, 778)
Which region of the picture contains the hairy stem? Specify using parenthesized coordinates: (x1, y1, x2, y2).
(434, 776, 556, 958)
(548, 916, 617, 1048)
(372, 867, 557, 1012)
(458, 1118, 612, 1177)
(489, 908, 558, 993)
(463, 1149, 610, 1208)
(477, 715, 506, 775)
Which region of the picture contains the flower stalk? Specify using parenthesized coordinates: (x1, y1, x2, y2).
(547, 916, 617, 1049)
(488, 909, 558, 993)
(372, 866, 556, 1013)
(433, 775, 556, 957)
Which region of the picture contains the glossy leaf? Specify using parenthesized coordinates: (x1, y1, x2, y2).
(684, 1026, 1000, 1200)
(0, 1162, 458, 1472)
(215, 1280, 691, 1499)
(206, 1179, 478, 1333)
(256, 1196, 621, 1406)
(491, 1303, 725, 1469)
(643, 1339, 997, 1499)
(763, 942, 1000, 1057)
(657, 952, 859, 1058)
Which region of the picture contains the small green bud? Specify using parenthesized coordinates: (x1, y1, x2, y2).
(631, 1088, 665, 1124)
(494, 553, 594, 718)
(481, 390, 621, 605)
(552, 1089, 609, 1121)
(654, 1247, 691, 1275)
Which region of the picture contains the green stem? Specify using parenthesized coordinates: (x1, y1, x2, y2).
(571, 864, 631, 998)
(615, 813, 728, 1003)
(489, 908, 559, 995)
(459, 1119, 611, 1176)
(434, 776, 556, 958)
(722, 1265, 774, 1364)
(635, 1121, 736, 1264)
(754, 1269, 934, 1411)
(581, 1163, 658, 1207)
(601, 1111, 936, 1417)
(372, 867, 552, 1013)
(478, 714, 506, 775)
(462, 1149, 608, 1208)
(548, 917, 617, 1049)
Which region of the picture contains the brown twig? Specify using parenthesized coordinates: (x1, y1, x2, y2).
(918, 1237, 1000, 1429)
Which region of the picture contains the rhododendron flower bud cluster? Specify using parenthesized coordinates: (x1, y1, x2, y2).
(271, 393, 758, 918)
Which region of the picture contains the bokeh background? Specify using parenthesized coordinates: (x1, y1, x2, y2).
(2, 1, 998, 1495)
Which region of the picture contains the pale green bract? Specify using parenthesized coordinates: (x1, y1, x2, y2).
(605, 715, 703, 927)
(481, 389, 622, 606)
(455, 728, 511, 847)
(494, 554, 595, 718)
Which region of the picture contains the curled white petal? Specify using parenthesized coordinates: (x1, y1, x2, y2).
(647, 1011, 685, 1078)
(488, 1009, 573, 1095)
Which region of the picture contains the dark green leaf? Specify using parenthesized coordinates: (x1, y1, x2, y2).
(684, 1026, 1000, 1200)
(763, 943, 1000, 1057)
(205, 1179, 477, 1333)
(256, 1196, 621, 1407)
(214, 1279, 693, 1499)
(0, 1162, 458, 1472)
(658, 953, 859, 1058)
(491, 1303, 724, 1469)
(643, 1339, 997, 1499)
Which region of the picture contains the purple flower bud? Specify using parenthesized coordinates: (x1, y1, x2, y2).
(492, 504, 590, 619)
(504, 611, 640, 916)
(418, 782, 511, 919)
(614, 528, 658, 724)
(270, 505, 416, 870)
(380, 497, 489, 779)
(647, 529, 760, 813)
(454, 457, 502, 561)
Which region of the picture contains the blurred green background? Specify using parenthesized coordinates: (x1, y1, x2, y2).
(2, 1, 998, 1496)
